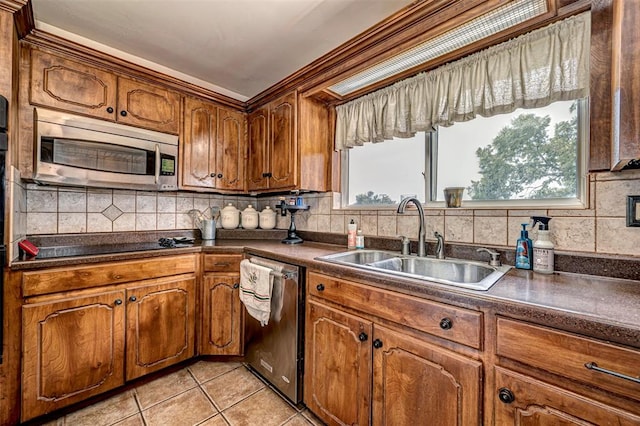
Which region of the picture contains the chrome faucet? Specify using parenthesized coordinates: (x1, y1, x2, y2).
(397, 197, 427, 257)
(434, 231, 445, 259)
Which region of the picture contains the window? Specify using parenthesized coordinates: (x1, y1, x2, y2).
(343, 99, 588, 208)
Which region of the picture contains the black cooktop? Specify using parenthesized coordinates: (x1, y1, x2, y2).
(31, 238, 195, 260)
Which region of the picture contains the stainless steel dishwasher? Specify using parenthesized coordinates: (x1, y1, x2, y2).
(243, 256, 304, 403)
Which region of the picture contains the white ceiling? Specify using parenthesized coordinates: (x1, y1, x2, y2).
(31, 0, 415, 101)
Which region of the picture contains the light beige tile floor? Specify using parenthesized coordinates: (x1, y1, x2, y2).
(41, 361, 324, 426)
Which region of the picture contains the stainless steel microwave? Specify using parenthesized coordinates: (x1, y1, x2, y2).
(35, 108, 178, 191)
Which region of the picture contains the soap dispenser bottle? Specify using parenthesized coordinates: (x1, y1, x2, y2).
(347, 219, 357, 249)
(531, 216, 554, 274)
(515, 223, 533, 270)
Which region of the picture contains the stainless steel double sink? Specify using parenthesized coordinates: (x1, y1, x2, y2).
(316, 249, 511, 291)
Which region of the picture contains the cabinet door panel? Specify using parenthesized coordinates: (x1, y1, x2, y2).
(117, 77, 180, 134)
(126, 276, 195, 380)
(269, 92, 297, 189)
(494, 367, 640, 425)
(182, 97, 217, 189)
(304, 300, 371, 426)
(217, 107, 245, 191)
(22, 290, 125, 421)
(373, 325, 482, 426)
(247, 108, 269, 190)
(201, 274, 243, 355)
(30, 50, 117, 120)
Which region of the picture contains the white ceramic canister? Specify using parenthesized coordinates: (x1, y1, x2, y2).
(220, 203, 240, 229)
(259, 206, 277, 229)
(241, 204, 259, 229)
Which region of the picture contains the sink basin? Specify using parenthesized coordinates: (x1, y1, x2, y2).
(316, 250, 510, 291)
(319, 249, 399, 265)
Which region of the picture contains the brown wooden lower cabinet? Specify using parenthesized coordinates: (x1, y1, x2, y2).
(125, 276, 196, 380)
(373, 325, 482, 426)
(304, 299, 482, 426)
(22, 289, 127, 420)
(493, 367, 640, 425)
(200, 273, 243, 355)
(305, 300, 372, 426)
(21, 270, 197, 421)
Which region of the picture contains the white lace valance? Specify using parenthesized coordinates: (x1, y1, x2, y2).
(335, 12, 590, 150)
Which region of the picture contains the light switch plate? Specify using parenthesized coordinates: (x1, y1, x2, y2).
(626, 195, 640, 227)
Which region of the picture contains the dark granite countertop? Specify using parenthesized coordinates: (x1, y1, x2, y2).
(10, 232, 640, 350)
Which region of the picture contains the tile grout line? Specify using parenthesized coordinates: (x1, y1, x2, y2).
(131, 389, 148, 426)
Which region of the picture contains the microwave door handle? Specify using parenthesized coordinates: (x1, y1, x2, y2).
(154, 144, 160, 184)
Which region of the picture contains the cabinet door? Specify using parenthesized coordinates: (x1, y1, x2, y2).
(269, 91, 297, 189)
(22, 290, 126, 421)
(201, 274, 243, 355)
(304, 300, 372, 426)
(217, 107, 245, 191)
(182, 97, 217, 189)
(372, 325, 482, 426)
(30, 49, 117, 121)
(611, 0, 640, 170)
(117, 76, 180, 134)
(125, 276, 196, 380)
(247, 107, 269, 190)
(494, 367, 640, 425)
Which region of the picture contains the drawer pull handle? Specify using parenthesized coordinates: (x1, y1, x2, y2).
(114, 299, 123, 306)
(373, 339, 383, 349)
(358, 332, 368, 342)
(498, 388, 515, 404)
(584, 362, 640, 384)
(439, 317, 453, 330)
(129, 296, 137, 302)
(316, 283, 325, 291)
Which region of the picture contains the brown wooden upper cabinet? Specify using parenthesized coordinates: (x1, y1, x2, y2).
(610, 0, 640, 170)
(30, 49, 180, 134)
(181, 96, 246, 192)
(247, 90, 331, 192)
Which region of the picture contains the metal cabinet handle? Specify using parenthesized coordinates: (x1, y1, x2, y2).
(210, 173, 217, 178)
(439, 317, 453, 330)
(114, 299, 123, 306)
(106, 107, 114, 113)
(217, 173, 223, 179)
(585, 362, 640, 384)
(498, 387, 515, 404)
(316, 283, 325, 291)
(129, 296, 137, 302)
(233, 283, 239, 289)
(373, 339, 383, 349)
(120, 110, 128, 117)
(358, 332, 368, 342)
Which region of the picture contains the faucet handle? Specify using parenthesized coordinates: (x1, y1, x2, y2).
(398, 235, 411, 255)
(477, 247, 502, 267)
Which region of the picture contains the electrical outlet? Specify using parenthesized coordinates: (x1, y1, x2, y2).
(626, 195, 640, 227)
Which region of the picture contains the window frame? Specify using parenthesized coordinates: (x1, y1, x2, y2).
(340, 98, 590, 210)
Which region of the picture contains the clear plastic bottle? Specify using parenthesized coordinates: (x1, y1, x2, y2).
(355, 229, 365, 249)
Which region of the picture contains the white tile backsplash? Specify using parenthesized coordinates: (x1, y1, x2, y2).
(14, 172, 640, 258)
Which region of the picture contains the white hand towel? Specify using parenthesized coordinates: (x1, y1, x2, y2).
(240, 259, 274, 326)
(250, 258, 286, 322)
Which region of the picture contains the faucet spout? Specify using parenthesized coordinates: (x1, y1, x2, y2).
(397, 197, 427, 257)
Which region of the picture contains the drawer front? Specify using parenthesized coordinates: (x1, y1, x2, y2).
(308, 271, 482, 349)
(496, 317, 640, 402)
(22, 254, 197, 296)
(203, 254, 243, 272)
